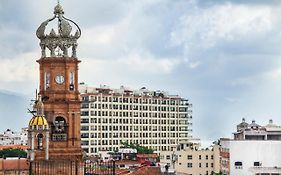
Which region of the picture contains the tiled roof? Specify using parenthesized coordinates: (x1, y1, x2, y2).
(115, 160, 140, 165)
(137, 154, 158, 158)
(88, 169, 129, 175)
(124, 166, 162, 175)
(0, 145, 28, 150)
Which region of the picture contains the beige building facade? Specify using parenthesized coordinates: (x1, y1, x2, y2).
(79, 84, 193, 155)
(160, 142, 220, 175)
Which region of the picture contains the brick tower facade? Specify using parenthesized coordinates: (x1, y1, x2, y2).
(34, 3, 83, 161)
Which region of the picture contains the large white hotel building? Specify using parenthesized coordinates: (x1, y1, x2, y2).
(79, 84, 193, 155)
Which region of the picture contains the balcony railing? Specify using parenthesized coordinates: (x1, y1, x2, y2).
(52, 133, 67, 141)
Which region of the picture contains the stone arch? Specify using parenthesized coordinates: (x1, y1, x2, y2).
(54, 116, 67, 133)
(37, 133, 44, 149)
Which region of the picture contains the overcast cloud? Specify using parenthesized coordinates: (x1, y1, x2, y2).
(1, 0, 281, 142)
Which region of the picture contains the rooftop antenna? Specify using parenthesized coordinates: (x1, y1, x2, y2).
(36, 89, 38, 101)
(28, 89, 38, 116)
(28, 109, 36, 117)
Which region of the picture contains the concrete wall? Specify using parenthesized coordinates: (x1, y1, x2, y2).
(223, 140, 281, 175)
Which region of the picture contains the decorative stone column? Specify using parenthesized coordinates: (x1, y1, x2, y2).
(45, 131, 49, 160)
(31, 132, 35, 161)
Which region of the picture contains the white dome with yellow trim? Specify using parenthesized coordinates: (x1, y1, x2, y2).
(29, 116, 48, 130)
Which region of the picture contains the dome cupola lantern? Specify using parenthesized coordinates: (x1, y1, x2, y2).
(36, 2, 81, 58)
(28, 95, 48, 130)
(28, 94, 49, 161)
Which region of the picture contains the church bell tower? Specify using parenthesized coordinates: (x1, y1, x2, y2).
(35, 3, 83, 160)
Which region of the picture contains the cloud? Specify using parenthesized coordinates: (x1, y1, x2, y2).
(0, 52, 37, 82)
(79, 22, 128, 58)
(0, 27, 36, 58)
(1, 0, 281, 141)
(197, 0, 281, 7)
(228, 59, 281, 89)
(80, 49, 182, 81)
(121, 50, 182, 74)
(165, 1, 281, 141)
(266, 66, 281, 80)
(170, 3, 273, 52)
(0, 52, 38, 91)
(189, 61, 201, 69)
(225, 97, 240, 103)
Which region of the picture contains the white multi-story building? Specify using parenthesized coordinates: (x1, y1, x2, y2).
(79, 84, 192, 155)
(220, 119, 281, 175)
(0, 128, 28, 146)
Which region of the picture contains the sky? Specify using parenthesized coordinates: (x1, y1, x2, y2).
(1, 0, 281, 142)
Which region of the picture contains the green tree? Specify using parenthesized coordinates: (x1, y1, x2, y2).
(121, 141, 154, 154)
(211, 171, 224, 175)
(0, 148, 27, 158)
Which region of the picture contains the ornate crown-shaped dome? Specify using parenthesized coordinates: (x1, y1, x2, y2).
(36, 2, 81, 58)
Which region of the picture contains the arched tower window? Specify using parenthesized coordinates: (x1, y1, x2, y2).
(69, 72, 75, 91)
(52, 116, 68, 141)
(37, 133, 44, 149)
(54, 116, 66, 133)
(44, 72, 50, 90)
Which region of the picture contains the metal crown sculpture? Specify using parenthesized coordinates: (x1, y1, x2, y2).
(36, 3, 81, 58)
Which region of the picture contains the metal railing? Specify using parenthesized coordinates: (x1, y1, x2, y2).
(29, 160, 83, 175)
(28, 159, 116, 175)
(84, 160, 115, 175)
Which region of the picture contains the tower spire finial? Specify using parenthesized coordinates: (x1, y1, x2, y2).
(54, 0, 64, 15)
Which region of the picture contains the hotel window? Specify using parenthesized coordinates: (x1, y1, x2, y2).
(234, 161, 243, 169)
(199, 163, 201, 168)
(199, 155, 201, 160)
(187, 163, 192, 168)
(187, 155, 192, 160)
(206, 155, 208, 160)
(254, 162, 261, 167)
(166, 155, 170, 160)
